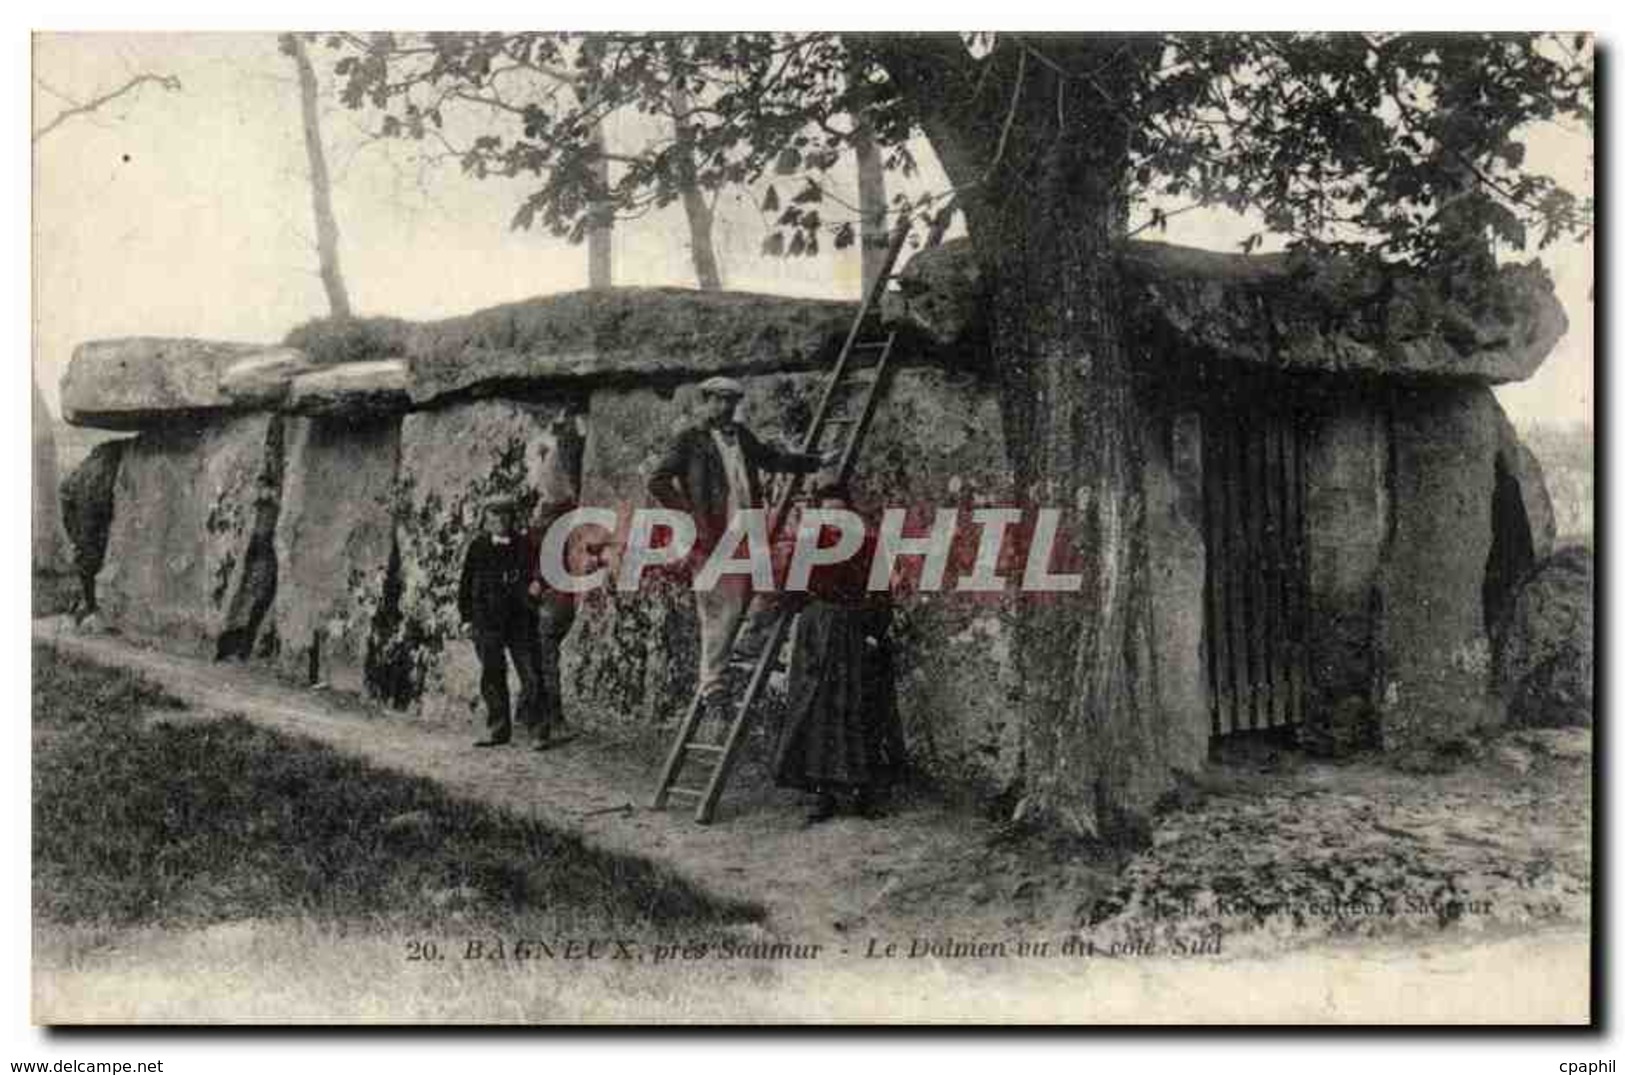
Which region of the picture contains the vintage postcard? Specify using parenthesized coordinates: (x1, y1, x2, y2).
(27, 30, 1594, 1025)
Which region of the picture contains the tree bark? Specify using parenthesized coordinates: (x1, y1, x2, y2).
(977, 166, 1166, 844)
(847, 59, 889, 297)
(852, 124, 888, 296)
(587, 122, 613, 290)
(282, 33, 352, 320)
(669, 81, 722, 290)
(875, 35, 1169, 843)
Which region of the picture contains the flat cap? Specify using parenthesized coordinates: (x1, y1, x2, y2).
(698, 375, 746, 398)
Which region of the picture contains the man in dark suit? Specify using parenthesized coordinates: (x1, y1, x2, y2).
(647, 376, 835, 708)
(458, 494, 550, 749)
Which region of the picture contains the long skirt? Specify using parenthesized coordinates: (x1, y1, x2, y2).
(772, 601, 901, 793)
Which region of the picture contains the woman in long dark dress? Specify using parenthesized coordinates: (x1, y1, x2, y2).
(773, 486, 905, 823)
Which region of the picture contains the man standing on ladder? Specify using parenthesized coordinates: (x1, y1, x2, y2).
(648, 376, 838, 718)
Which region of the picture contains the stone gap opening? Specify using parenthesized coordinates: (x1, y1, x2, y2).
(1483, 452, 1537, 640)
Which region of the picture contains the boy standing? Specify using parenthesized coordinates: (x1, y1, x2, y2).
(458, 494, 549, 749)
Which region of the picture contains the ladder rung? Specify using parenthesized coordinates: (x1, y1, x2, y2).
(652, 222, 904, 823)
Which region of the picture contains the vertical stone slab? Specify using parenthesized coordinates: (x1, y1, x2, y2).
(1496, 545, 1593, 728)
(567, 384, 699, 728)
(1144, 410, 1208, 773)
(1301, 401, 1389, 754)
(747, 365, 1023, 794)
(1495, 412, 1558, 564)
(568, 366, 1023, 796)
(97, 413, 284, 656)
(566, 373, 830, 728)
(271, 415, 401, 693)
(861, 367, 1022, 794)
(34, 378, 72, 575)
(1376, 385, 1501, 748)
(1484, 404, 1557, 639)
(374, 397, 584, 725)
(59, 438, 130, 609)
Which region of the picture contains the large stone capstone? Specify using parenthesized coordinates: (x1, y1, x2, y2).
(218, 348, 318, 407)
(404, 288, 859, 405)
(1122, 244, 1567, 382)
(96, 413, 285, 657)
(893, 238, 1567, 383)
(61, 338, 272, 429)
(284, 359, 411, 418)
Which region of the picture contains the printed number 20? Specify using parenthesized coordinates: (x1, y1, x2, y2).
(407, 940, 442, 961)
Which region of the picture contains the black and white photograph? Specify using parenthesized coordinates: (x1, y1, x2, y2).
(23, 27, 1595, 1027)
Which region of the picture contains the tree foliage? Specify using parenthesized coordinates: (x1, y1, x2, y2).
(325, 31, 1590, 270)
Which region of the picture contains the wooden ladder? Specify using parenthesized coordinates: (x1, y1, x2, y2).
(650, 214, 913, 823)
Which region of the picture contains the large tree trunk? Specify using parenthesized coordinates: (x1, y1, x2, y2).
(669, 82, 722, 290)
(282, 33, 352, 320)
(852, 124, 887, 296)
(876, 35, 1169, 843)
(978, 172, 1166, 844)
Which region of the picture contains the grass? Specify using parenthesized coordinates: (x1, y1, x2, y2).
(32, 644, 763, 937)
(28, 647, 1592, 1023)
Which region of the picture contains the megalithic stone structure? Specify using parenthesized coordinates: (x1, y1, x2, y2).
(56, 237, 1570, 808)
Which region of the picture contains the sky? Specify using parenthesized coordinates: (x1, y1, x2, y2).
(32, 32, 1594, 428)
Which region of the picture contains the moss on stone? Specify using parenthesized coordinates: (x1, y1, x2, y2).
(283, 317, 416, 367)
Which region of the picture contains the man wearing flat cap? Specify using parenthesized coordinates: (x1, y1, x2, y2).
(648, 375, 837, 709)
(457, 493, 552, 749)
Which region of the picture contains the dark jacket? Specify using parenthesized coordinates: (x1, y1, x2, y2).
(647, 423, 823, 547)
(458, 530, 541, 633)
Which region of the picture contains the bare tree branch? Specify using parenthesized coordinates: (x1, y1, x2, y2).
(32, 72, 181, 144)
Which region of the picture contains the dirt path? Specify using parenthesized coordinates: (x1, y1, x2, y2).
(34, 618, 1012, 943)
(33, 618, 1592, 962)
